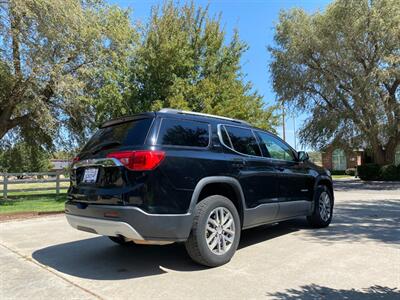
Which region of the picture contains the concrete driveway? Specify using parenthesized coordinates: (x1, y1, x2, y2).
(1, 179, 399, 299)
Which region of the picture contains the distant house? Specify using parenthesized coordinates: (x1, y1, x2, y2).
(321, 143, 400, 171)
(50, 159, 71, 171)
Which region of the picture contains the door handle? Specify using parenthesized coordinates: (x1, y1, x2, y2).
(232, 159, 246, 169)
(276, 167, 285, 172)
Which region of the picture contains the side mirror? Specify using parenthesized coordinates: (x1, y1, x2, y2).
(298, 151, 309, 162)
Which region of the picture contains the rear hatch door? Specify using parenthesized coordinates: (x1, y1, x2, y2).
(69, 115, 155, 204)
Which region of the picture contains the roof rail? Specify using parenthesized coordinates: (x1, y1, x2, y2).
(158, 108, 251, 126)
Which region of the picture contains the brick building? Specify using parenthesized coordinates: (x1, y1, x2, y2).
(321, 145, 365, 171)
(321, 143, 400, 171)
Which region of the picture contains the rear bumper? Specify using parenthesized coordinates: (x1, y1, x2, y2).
(65, 202, 193, 242)
(66, 214, 143, 240)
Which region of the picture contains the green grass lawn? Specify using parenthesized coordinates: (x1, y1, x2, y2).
(0, 193, 67, 214)
(332, 174, 354, 179)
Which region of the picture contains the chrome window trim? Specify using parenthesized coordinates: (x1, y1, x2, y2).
(222, 125, 234, 149)
(72, 157, 123, 170)
(217, 124, 264, 159)
(217, 124, 299, 163)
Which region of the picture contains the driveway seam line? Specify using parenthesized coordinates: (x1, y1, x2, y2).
(0, 242, 104, 300)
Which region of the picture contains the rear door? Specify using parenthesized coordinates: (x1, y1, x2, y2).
(220, 125, 280, 226)
(255, 131, 313, 219)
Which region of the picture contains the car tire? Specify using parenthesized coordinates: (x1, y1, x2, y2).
(108, 235, 133, 246)
(185, 195, 241, 267)
(307, 185, 334, 228)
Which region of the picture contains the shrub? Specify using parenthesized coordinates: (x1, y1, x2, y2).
(380, 164, 400, 181)
(345, 168, 356, 176)
(330, 170, 346, 175)
(357, 164, 381, 181)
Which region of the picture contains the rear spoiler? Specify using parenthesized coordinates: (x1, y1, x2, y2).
(100, 112, 155, 128)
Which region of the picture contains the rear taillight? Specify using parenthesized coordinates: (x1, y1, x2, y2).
(106, 150, 165, 171)
(72, 156, 80, 163)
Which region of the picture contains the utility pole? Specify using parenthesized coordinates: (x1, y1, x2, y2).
(293, 115, 296, 149)
(282, 99, 286, 141)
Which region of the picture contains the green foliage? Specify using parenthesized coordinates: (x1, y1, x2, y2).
(269, 0, 400, 164)
(357, 164, 381, 181)
(0, 0, 137, 145)
(330, 170, 346, 176)
(122, 1, 278, 130)
(0, 142, 51, 173)
(52, 150, 75, 160)
(357, 164, 400, 181)
(345, 168, 356, 176)
(1, 0, 278, 149)
(380, 165, 399, 181)
(308, 151, 322, 165)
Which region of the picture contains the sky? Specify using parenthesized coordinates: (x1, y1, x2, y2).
(109, 0, 331, 150)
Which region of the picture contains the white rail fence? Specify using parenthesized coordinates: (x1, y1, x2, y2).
(0, 172, 70, 200)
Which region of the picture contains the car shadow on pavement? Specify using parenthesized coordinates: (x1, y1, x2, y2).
(32, 222, 297, 280)
(32, 196, 400, 280)
(267, 284, 400, 299)
(284, 199, 400, 245)
(33, 237, 196, 280)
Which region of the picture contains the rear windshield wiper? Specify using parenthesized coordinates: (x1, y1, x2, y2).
(90, 141, 122, 155)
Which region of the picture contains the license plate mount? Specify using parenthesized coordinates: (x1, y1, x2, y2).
(82, 168, 99, 184)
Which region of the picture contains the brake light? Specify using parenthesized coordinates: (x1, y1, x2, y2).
(106, 150, 165, 171)
(72, 156, 80, 163)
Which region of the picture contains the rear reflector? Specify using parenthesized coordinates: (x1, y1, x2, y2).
(104, 211, 119, 218)
(106, 150, 165, 171)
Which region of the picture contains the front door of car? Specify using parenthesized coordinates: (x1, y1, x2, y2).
(255, 131, 313, 219)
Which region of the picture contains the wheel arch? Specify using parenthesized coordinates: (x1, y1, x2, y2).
(188, 177, 246, 226)
(315, 176, 334, 200)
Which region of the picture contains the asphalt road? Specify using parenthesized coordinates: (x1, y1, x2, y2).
(1, 179, 399, 299)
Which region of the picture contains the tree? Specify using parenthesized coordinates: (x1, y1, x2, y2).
(269, 0, 400, 164)
(125, 1, 278, 130)
(0, 0, 136, 144)
(0, 142, 51, 173)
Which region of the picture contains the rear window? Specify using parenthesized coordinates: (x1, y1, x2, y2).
(81, 118, 153, 153)
(223, 125, 261, 156)
(157, 118, 210, 147)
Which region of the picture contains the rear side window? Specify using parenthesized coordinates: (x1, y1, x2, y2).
(157, 118, 210, 147)
(81, 118, 153, 153)
(223, 125, 261, 156)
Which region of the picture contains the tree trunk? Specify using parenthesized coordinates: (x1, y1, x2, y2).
(372, 136, 399, 166)
(372, 144, 387, 165)
(10, 1, 22, 77)
(384, 136, 399, 165)
(0, 126, 7, 141)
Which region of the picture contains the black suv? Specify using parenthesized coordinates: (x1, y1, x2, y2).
(66, 109, 333, 267)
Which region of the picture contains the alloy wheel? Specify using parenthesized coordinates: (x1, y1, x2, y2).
(205, 207, 235, 255)
(319, 191, 331, 222)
